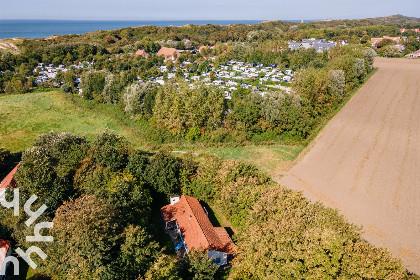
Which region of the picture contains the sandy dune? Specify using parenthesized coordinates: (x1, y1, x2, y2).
(279, 57, 420, 274)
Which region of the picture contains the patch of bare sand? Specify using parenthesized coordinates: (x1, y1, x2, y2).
(278, 57, 420, 274)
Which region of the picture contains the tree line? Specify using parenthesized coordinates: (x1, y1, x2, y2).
(73, 45, 376, 144)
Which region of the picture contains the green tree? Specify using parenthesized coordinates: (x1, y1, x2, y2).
(145, 152, 183, 199)
(380, 45, 399, 58)
(89, 131, 130, 171)
(145, 255, 182, 280)
(119, 225, 161, 279)
(181, 250, 218, 280)
(328, 70, 345, 96)
(102, 74, 123, 104)
(15, 132, 89, 213)
(292, 67, 329, 115)
(364, 48, 376, 72)
(233, 92, 263, 132)
(153, 81, 225, 136)
(43, 195, 119, 280)
(123, 82, 158, 118)
(126, 150, 150, 181)
(80, 70, 107, 100)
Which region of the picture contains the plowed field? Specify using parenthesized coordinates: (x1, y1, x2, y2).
(279, 57, 420, 274)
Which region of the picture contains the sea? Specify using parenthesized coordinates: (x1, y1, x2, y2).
(0, 19, 312, 39)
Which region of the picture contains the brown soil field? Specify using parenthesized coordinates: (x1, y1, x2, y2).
(279, 57, 420, 274)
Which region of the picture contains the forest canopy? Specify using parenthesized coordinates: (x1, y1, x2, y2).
(0, 132, 415, 279)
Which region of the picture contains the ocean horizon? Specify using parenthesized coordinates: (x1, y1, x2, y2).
(0, 19, 316, 39)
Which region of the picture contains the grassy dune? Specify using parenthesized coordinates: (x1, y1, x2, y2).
(193, 144, 302, 177)
(0, 91, 150, 152)
(0, 90, 302, 175)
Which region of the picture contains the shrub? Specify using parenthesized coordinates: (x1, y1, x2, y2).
(328, 70, 345, 96)
(145, 152, 183, 200)
(61, 83, 72, 93)
(123, 82, 157, 117)
(90, 131, 130, 171)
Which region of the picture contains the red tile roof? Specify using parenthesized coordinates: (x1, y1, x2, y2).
(371, 36, 401, 46)
(157, 47, 180, 59)
(199, 45, 210, 52)
(0, 239, 11, 269)
(134, 49, 148, 58)
(161, 195, 237, 254)
(0, 163, 20, 189)
(400, 28, 420, 33)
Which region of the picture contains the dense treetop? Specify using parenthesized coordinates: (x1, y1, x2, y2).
(1, 131, 416, 279)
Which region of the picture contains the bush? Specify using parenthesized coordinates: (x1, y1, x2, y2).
(80, 70, 107, 100)
(123, 82, 157, 117)
(185, 127, 201, 141)
(145, 152, 184, 199)
(90, 131, 130, 171)
(61, 83, 72, 93)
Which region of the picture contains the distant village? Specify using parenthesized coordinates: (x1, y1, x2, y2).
(31, 30, 420, 96)
(32, 45, 295, 98)
(369, 28, 420, 57)
(147, 48, 295, 99)
(33, 61, 93, 86)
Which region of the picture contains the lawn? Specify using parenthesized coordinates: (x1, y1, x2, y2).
(0, 90, 303, 176)
(0, 91, 152, 153)
(196, 144, 303, 177)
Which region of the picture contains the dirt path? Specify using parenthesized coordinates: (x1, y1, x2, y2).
(278, 57, 420, 274)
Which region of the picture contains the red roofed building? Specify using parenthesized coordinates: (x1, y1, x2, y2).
(0, 163, 20, 189)
(371, 36, 401, 47)
(400, 28, 420, 33)
(157, 47, 181, 61)
(0, 239, 12, 279)
(198, 45, 210, 52)
(161, 195, 237, 266)
(134, 49, 148, 58)
(406, 50, 420, 58)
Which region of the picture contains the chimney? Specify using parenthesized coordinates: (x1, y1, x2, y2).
(170, 195, 181, 206)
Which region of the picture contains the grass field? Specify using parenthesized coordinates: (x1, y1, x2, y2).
(0, 90, 302, 175)
(191, 144, 303, 177)
(0, 90, 153, 152)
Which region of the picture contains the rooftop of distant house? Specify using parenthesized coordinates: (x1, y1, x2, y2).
(157, 47, 180, 58)
(161, 195, 237, 255)
(134, 49, 148, 57)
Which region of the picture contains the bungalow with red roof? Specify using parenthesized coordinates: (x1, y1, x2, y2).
(0, 163, 20, 189)
(0, 239, 12, 280)
(134, 49, 148, 58)
(198, 45, 212, 52)
(161, 195, 237, 266)
(157, 47, 181, 61)
(371, 36, 401, 47)
(406, 50, 420, 58)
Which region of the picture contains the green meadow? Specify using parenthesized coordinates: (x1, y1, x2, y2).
(0, 90, 302, 175)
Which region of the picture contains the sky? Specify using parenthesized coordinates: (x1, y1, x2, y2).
(1, 0, 419, 21)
